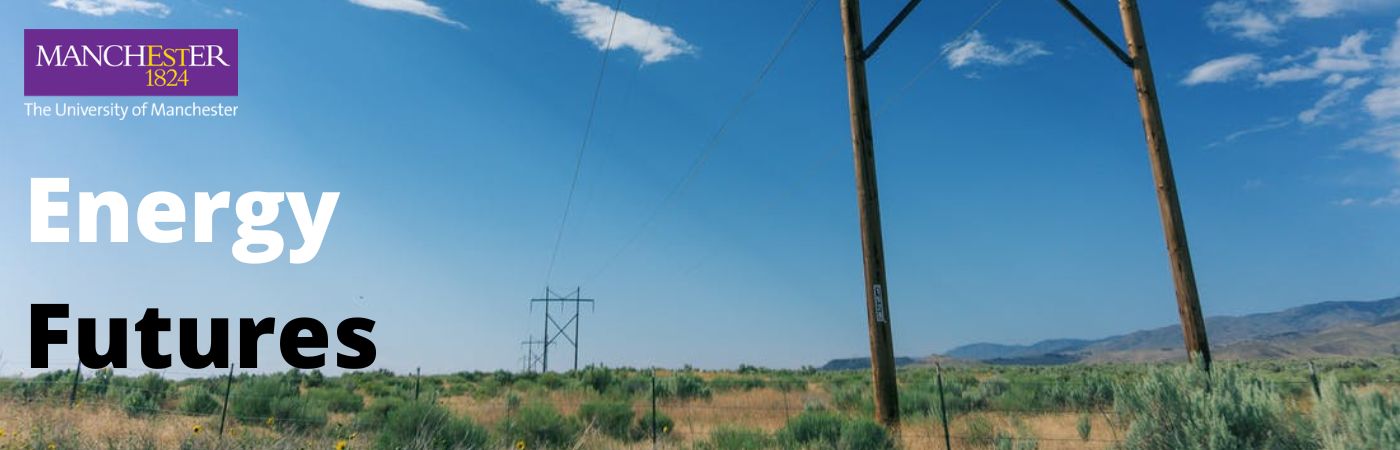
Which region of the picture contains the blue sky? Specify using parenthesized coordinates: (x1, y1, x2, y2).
(2, 0, 1399, 376)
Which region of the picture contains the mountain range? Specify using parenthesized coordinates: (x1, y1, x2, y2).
(821, 296, 1400, 369)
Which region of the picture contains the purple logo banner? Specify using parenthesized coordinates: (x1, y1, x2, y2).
(24, 29, 238, 96)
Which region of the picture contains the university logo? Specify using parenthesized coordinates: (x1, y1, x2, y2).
(24, 29, 238, 96)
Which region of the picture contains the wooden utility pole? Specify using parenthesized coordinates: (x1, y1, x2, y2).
(839, 0, 900, 428)
(1117, 0, 1211, 370)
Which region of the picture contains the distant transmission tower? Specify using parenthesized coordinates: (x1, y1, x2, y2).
(520, 336, 545, 373)
(529, 287, 595, 372)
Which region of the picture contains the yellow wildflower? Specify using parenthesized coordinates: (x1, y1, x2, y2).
(663, 425, 671, 434)
(47, 443, 56, 450)
(514, 440, 526, 450)
(0, 428, 6, 438)
(266, 417, 276, 426)
(335, 440, 347, 450)
(193, 425, 203, 434)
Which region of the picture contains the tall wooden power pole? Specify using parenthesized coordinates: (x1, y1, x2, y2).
(1117, 0, 1212, 370)
(839, 0, 900, 428)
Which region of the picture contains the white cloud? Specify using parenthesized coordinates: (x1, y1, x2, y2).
(1258, 31, 1377, 85)
(1363, 86, 1400, 118)
(1206, 2, 1284, 43)
(540, 0, 695, 64)
(1184, 54, 1263, 85)
(1300, 76, 1369, 123)
(1344, 123, 1400, 161)
(347, 0, 464, 28)
(1291, 0, 1396, 19)
(1371, 188, 1400, 205)
(49, 0, 169, 17)
(1204, 1, 1398, 43)
(943, 31, 1050, 69)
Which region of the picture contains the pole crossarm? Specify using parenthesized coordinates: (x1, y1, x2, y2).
(1053, 0, 1134, 69)
(862, 0, 924, 60)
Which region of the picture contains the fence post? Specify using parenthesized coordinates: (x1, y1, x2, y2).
(935, 363, 952, 450)
(219, 364, 235, 438)
(414, 367, 422, 402)
(1308, 361, 1321, 399)
(651, 369, 658, 450)
(67, 361, 82, 408)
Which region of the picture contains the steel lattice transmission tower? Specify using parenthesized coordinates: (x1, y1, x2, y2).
(529, 287, 595, 372)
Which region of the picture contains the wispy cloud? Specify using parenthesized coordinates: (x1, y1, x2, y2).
(347, 0, 465, 28)
(1208, 118, 1293, 148)
(1205, 0, 1399, 43)
(1206, 1, 1283, 43)
(1183, 54, 1263, 85)
(942, 31, 1049, 70)
(1292, 0, 1396, 19)
(1336, 187, 1400, 207)
(1300, 75, 1369, 123)
(1363, 86, 1400, 119)
(49, 0, 169, 17)
(1371, 187, 1400, 205)
(539, 0, 695, 64)
(1258, 31, 1377, 85)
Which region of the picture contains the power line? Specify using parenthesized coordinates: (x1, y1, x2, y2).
(671, 0, 1010, 278)
(544, 0, 627, 285)
(583, 0, 823, 285)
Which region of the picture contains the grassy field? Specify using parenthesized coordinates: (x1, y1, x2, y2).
(0, 358, 1396, 449)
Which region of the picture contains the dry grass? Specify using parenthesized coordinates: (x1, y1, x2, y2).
(0, 386, 1122, 449)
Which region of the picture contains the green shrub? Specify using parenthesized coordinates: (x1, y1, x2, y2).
(838, 418, 895, 450)
(308, 386, 364, 413)
(635, 411, 674, 441)
(119, 373, 171, 417)
(230, 375, 327, 430)
(777, 409, 843, 448)
(697, 426, 772, 450)
(669, 373, 713, 401)
(1113, 364, 1314, 450)
(962, 415, 998, 448)
(122, 390, 161, 417)
(1076, 413, 1092, 442)
(579, 366, 617, 394)
(356, 397, 408, 430)
(577, 399, 635, 440)
(1312, 377, 1400, 450)
(498, 403, 579, 449)
(373, 401, 489, 450)
(178, 386, 222, 415)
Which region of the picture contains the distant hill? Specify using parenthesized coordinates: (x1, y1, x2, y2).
(819, 356, 918, 371)
(939, 296, 1400, 365)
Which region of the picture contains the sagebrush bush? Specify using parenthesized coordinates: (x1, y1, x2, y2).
(497, 403, 579, 449)
(373, 401, 489, 450)
(962, 415, 998, 448)
(1113, 364, 1314, 450)
(1076, 413, 1092, 442)
(1312, 377, 1400, 450)
(576, 398, 634, 440)
(697, 426, 772, 450)
(307, 386, 364, 413)
(230, 375, 326, 430)
(837, 418, 896, 450)
(178, 386, 221, 415)
(777, 409, 843, 448)
(635, 411, 674, 441)
(119, 373, 171, 417)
